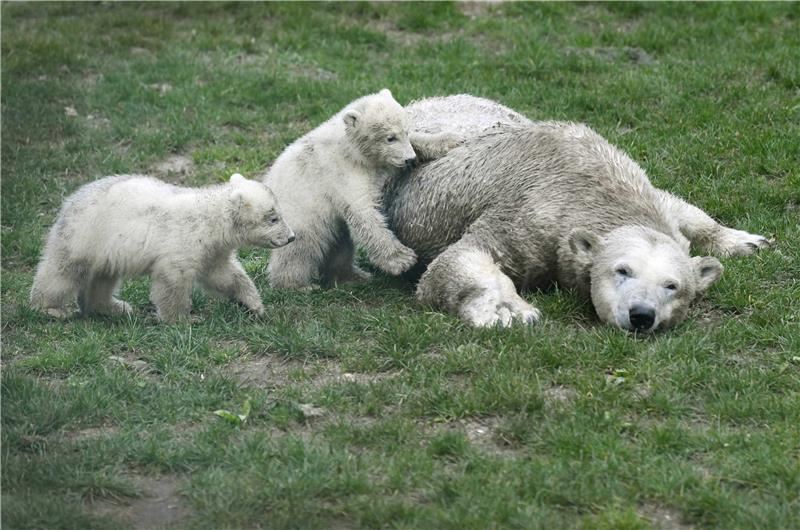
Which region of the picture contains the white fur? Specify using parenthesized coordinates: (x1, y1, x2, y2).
(264, 89, 462, 290)
(386, 95, 770, 331)
(30, 173, 294, 322)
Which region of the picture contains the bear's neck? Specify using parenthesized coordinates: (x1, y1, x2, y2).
(337, 135, 381, 172)
(555, 236, 593, 299)
(193, 187, 245, 253)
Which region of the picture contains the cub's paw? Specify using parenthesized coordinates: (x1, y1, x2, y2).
(44, 307, 74, 319)
(373, 244, 417, 276)
(111, 299, 133, 316)
(439, 132, 467, 151)
(247, 302, 265, 317)
(716, 228, 773, 257)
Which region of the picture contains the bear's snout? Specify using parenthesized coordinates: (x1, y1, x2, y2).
(629, 304, 656, 331)
(404, 157, 417, 169)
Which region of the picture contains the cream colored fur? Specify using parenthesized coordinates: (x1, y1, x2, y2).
(30, 173, 294, 322)
(385, 95, 770, 331)
(263, 89, 462, 290)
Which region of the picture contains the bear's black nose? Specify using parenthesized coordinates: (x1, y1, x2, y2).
(404, 157, 417, 169)
(287, 235, 296, 243)
(629, 304, 655, 331)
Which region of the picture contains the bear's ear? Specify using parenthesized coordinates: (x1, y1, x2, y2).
(343, 109, 361, 130)
(568, 228, 601, 263)
(230, 189, 251, 211)
(230, 173, 246, 185)
(693, 256, 723, 292)
(379, 88, 393, 99)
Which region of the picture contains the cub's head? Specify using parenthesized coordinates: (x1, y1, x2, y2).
(568, 226, 723, 332)
(342, 88, 417, 169)
(229, 174, 295, 248)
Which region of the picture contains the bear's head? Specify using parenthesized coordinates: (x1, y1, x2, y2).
(342, 88, 417, 170)
(568, 225, 723, 332)
(229, 173, 295, 248)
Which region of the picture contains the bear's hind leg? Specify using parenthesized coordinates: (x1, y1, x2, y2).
(79, 275, 132, 316)
(267, 240, 324, 291)
(150, 268, 195, 323)
(321, 234, 373, 286)
(416, 238, 540, 328)
(656, 190, 771, 256)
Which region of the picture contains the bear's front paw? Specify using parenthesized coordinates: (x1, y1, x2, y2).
(111, 299, 133, 316)
(716, 228, 773, 257)
(460, 297, 541, 328)
(440, 132, 466, 151)
(373, 244, 417, 275)
(44, 307, 74, 319)
(246, 302, 265, 316)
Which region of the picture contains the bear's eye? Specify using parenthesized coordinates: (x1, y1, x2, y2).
(615, 266, 632, 277)
(664, 282, 679, 292)
(387, 135, 398, 143)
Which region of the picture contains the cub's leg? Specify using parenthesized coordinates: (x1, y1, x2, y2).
(321, 231, 372, 286)
(410, 131, 465, 162)
(149, 266, 195, 323)
(655, 190, 771, 256)
(340, 198, 416, 276)
(78, 275, 132, 316)
(200, 253, 264, 315)
(29, 258, 85, 318)
(267, 239, 324, 291)
(416, 235, 540, 328)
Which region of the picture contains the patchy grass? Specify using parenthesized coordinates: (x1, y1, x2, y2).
(2, 3, 799, 529)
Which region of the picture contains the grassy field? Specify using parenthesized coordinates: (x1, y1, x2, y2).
(2, 2, 799, 529)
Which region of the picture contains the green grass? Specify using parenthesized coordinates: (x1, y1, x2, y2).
(2, 3, 799, 529)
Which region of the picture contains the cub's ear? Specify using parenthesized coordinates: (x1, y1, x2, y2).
(567, 228, 601, 264)
(230, 188, 251, 210)
(230, 173, 247, 185)
(693, 256, 723, 292)
(379, 88, 393, 98)
(343, 109, 361, 130)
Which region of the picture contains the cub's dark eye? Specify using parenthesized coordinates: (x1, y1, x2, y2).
(269, 216, 279, 224)
(387, 135, 398, 143)
(665, 282, 678, 291)
(615, 267, 631, 277)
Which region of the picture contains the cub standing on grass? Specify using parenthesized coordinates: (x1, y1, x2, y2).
(30, 173, 295, 323)
(264, 88, 462, 290)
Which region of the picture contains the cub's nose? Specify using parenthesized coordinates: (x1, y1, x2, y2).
(629, 304, 656, 331)
(287, 235, 296, 243)
(404, 157, 417, 169)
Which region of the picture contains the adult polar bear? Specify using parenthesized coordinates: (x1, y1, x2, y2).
(384, 95, 770, 331)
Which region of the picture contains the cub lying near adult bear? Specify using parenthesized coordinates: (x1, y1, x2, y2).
(30, 173, 294, 322)
(264, 89, 462, 291)
(386, 96, 770, 331)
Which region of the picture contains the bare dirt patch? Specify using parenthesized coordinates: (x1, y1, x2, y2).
(424, 416, 521, 457)
(91, 474, 191, 530)
(542, 385, 578, 412)
(227, 355, 399, 390)
(458, 1, 503, 19)
(288, 64, 338, 82)
(565, 46, 655, 66)
(638, 504, 695, 530)
(63, 425, 120, 442)
(152, 154, 195, 179)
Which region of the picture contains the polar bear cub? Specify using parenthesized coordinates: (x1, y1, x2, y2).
(30, 173, 294, 322)
(264, 88, 462, 290)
